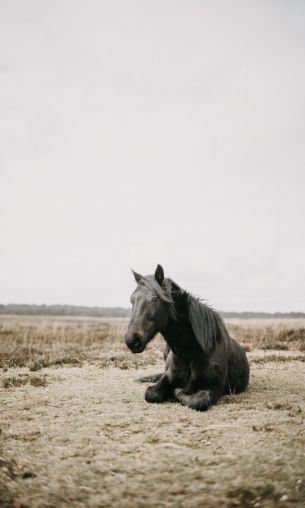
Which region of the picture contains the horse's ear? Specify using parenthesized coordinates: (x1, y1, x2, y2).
(155, 264, 164, 285)
(132, 269, 143, 283)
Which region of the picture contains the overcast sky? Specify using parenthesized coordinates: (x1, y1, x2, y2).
(0, 0, 304, 311)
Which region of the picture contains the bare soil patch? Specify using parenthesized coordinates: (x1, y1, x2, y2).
(0, 317, 305, 507)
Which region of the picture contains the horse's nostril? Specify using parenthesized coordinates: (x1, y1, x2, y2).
(125, 336, 133, 347)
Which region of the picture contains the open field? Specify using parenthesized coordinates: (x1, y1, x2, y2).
(1, 316, 305, 507)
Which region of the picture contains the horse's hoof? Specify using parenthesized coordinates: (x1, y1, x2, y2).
(174, 388, 184, 398)
(145, 385, 165, 403)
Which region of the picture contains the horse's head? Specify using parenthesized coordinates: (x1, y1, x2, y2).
(125, 264, 172, 353)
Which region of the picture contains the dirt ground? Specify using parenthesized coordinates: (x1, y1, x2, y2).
(0, 317, 305, 508)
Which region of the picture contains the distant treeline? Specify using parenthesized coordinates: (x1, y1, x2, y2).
(220, 311, 305, 319)
(0, 304, 130, 318)
(0, 304, 304, 319)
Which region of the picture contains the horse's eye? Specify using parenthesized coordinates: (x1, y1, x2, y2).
(151, 296, 158, 302)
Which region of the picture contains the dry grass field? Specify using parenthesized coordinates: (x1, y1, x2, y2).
(1, 316, 305, 508)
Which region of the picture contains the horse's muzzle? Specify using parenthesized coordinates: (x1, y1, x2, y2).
(125, 332, 146, 353)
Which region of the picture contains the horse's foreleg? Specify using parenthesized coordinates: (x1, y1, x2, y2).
(174, 388, 221, 411)
(135, 373, 163, 383)
(145, 348, 188, 404)
(145, 375, 173, 403)
(135, 345, 170, 384)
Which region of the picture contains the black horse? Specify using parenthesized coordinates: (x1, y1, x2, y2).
(125, 265, 249, 411)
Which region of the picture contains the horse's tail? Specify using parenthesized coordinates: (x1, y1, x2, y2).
(135, 373, 163, 383)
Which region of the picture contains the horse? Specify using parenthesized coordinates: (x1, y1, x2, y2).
(125, 264, 250, 411)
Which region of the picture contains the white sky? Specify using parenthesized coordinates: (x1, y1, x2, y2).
(0, 0, 304, 311)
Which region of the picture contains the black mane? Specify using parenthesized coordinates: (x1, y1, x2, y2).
(165, 278, 229, 355)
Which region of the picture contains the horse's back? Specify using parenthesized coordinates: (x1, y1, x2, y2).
(225, 338, 250, 394)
